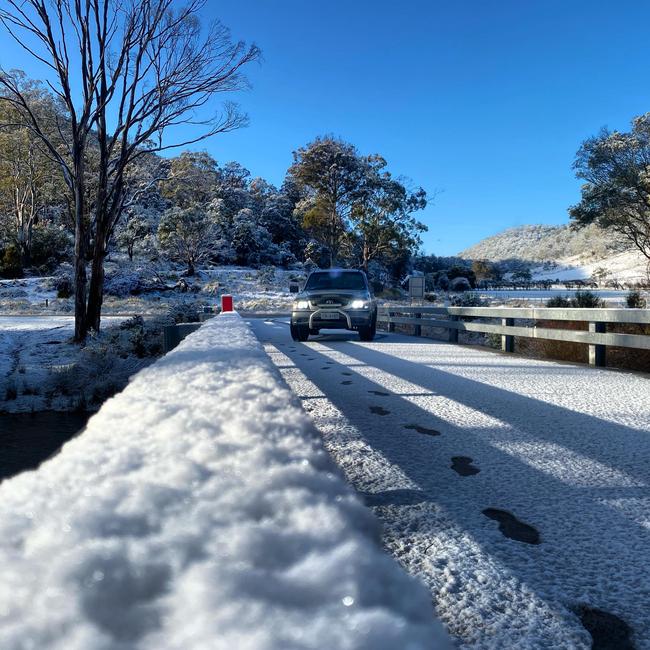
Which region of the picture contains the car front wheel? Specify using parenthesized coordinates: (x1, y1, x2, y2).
(290, 323, 310, 342)
(358, 317, 376, 342)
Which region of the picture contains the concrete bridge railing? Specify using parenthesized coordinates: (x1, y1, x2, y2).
(378, 306, 650, 367)
(0, 312, 450, 649)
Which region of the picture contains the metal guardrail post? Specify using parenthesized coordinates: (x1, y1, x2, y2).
(448, 315, 459, 343)
(589, 321, 606, 367)
(414, 312, 421, 337)
(502, 317, 515, 353)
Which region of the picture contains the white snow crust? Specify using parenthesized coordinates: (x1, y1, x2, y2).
(0, 313, 448, 649)
(253, 320, 650, 648)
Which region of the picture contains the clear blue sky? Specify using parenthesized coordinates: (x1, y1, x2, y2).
(209, 0, 650, 255)
(4, 0, 650, 255)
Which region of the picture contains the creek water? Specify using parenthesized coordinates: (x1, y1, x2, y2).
(0, 411, 90, 482)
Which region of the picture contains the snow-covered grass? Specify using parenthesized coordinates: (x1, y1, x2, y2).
(0, 264, 301, 316)
(197, 266, 301, 312)
(0, 313, 449, 649)
(0, 315, 163, 413)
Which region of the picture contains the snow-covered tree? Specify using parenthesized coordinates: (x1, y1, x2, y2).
(288, 137, 365, 266)
(157, 207, 223, 276)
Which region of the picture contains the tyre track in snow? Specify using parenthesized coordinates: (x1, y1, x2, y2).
(250, 318, 650, 649)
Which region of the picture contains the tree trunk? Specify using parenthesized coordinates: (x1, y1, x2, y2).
(73, 241, 87, 342)
(86, 248, 105, 334)
(72, 151, 88, 342)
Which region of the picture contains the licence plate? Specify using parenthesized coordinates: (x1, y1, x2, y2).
(320, 311, 339, 320)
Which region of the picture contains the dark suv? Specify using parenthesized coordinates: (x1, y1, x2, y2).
(290, 269, 377, 342)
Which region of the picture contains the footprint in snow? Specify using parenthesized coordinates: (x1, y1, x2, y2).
(451, 456, 480, 476)
(404, 424, 441, 436)
(321, 366, 330, 370)
(482, 508, 540, 545)
(370, 406, 390, 416)
(341, 380, 353, 385)
(368, 390, 390, 396)
(572, 605, 634, 650)
(341, 371, 352, 376)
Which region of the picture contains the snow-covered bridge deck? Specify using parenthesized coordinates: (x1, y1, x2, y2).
(252, 318, 650, 648)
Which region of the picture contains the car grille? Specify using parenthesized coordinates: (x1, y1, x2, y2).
(314, 296, 348, 308)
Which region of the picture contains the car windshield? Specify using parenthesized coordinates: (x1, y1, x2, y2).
(305, 271, 367, 291)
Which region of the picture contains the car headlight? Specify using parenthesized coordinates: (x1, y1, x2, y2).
(350, 299, 369, 309)
(294, 300, 309, 309)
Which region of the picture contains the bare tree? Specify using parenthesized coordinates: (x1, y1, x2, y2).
(0, 0, 259, 340)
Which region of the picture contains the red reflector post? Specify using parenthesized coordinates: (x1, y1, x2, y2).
(221, 294, 234, 312)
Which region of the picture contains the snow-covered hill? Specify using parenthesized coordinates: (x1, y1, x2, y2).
(460, 224, 648, 284)
(530, 249, 648, 284)
(459, 224, 632, 263)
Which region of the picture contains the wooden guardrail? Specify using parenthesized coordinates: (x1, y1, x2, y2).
(377, 306, 650, 367)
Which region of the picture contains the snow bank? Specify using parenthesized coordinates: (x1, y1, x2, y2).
(0, 313, 448, 649)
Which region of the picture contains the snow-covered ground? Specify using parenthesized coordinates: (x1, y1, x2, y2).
(530, 249, 648, 285)
(0, 277, 61, 314)
(0, 315, 141, 413)
(252, 319, 650, 648)
(0, 314, 449, 649)
(0, 265, 300, 316)
(197, 266, 299, 312)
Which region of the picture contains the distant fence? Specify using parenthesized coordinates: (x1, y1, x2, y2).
(378, 305, 650, 367)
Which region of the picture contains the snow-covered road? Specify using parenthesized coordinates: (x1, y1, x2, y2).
(250, 318, 650, 649)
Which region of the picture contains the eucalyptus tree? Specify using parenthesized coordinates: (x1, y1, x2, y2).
(0, 0, 259, 340)
(350, 155, 427, 272)
(288, 136, 365, 267)
(0, 76, 66, 265)
(570, 114, 650, 265)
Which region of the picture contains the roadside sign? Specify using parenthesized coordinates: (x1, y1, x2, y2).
(409, 275, 425, 299)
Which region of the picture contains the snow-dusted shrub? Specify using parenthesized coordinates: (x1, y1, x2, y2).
(164, 298, 203, 324)
(434, 272, 450, 291)
(451, 292, 487, 308)
(256, 265, 276, 287)
(0, 244, 22, 278)
(50, 263, 74, 298)
(571, 291, 603, 308)
(546, 295, 572, 308)
(449, 276, 471, 292)
(30, 223, 73, 272)
(44, 317, 165, 408)
(104, 261, 167, 297)
(201, 280, 221, 295)
(626, 290, 647, 308)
